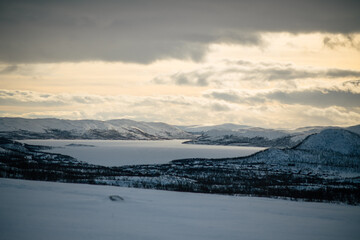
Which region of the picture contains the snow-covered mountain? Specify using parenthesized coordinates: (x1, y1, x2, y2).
(346, 124, 360, 135)
(0, 117, 192, 140)
(177, 123, 252, 133)
(185, 124, 359, 148)
(1, 128, 359, 204)
(295, 128, 360, 155)
(1, 117, 359, 148)
(239, 128, 360, 171)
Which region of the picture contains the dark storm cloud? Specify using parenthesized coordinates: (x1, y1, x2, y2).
(0, 0, 359, 63)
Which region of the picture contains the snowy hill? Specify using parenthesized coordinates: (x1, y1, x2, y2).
(346, 124, 360, 135)
(177, 123, 251, 133)
(184, 126, 303, 147)
(0, 117, 192, 140)
(295, 129, 360, 155)
(185, 124, 359, 148)
(2, 117, 358, 146)
(1, 127, 359, 204)
(204, 127, 289, 140)
(235, 128, 360, 172)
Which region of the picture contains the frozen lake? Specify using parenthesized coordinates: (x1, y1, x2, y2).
(21, 139, 265, 166)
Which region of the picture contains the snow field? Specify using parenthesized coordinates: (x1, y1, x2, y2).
(1, 178, 360, 240)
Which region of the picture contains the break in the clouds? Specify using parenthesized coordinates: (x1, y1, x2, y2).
(0, 1, 359, 128)
(0, 89, 235, 123)
(0, 0, 360, 63)
(2, 88, 360, 128)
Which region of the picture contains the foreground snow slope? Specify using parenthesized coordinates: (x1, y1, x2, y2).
(1, 178, 360, 240)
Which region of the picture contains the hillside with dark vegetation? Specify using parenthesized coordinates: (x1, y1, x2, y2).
(1, 129, 359, 204)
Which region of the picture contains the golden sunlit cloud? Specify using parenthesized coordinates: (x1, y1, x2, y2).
(1, 0, 359, 128)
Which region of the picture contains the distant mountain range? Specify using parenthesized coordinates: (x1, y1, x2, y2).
(1, 127, 359, 204)
(1, 117, 359, 149)
(0, 117, 192, 140)
(177, 123, 252, 132)
(183, 123, 360, 148)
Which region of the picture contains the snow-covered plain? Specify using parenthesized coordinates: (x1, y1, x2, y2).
(20, 139, 264, 166)
(1, 178, 360, 240)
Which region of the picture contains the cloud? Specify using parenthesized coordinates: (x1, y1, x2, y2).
(210, 103, 231, 112)
(154, 60, 360, 86)
(1, 0, 359, 63)
(204, 91, 241, 103)
(343, 80, 360, 88)
(0, 65, 18, 74)
(323, 34, 360, 50)
(266, 89, 360, 108)
(248, 67, 360, 81)
(1, 89, 360, 128)
(325, 69, 360, 78)
(205, 88, 360, 108)
(0, 90, 106, 107)
(226, 61, 360, 81)
(154, 71, 212, 86)
(0, 89, 235, 123)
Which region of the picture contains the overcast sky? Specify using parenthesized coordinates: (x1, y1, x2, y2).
(0, 0, 359, 128)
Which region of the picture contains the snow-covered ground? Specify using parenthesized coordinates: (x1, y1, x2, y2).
(20, 139, 264, 166)
(1, 178, 360, 240)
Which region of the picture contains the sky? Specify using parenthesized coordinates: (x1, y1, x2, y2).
(0, 0, 360, 128)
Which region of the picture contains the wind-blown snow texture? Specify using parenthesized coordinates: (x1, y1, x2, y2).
(1, 178, 360, 240)
(0, 117, 191, 140)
